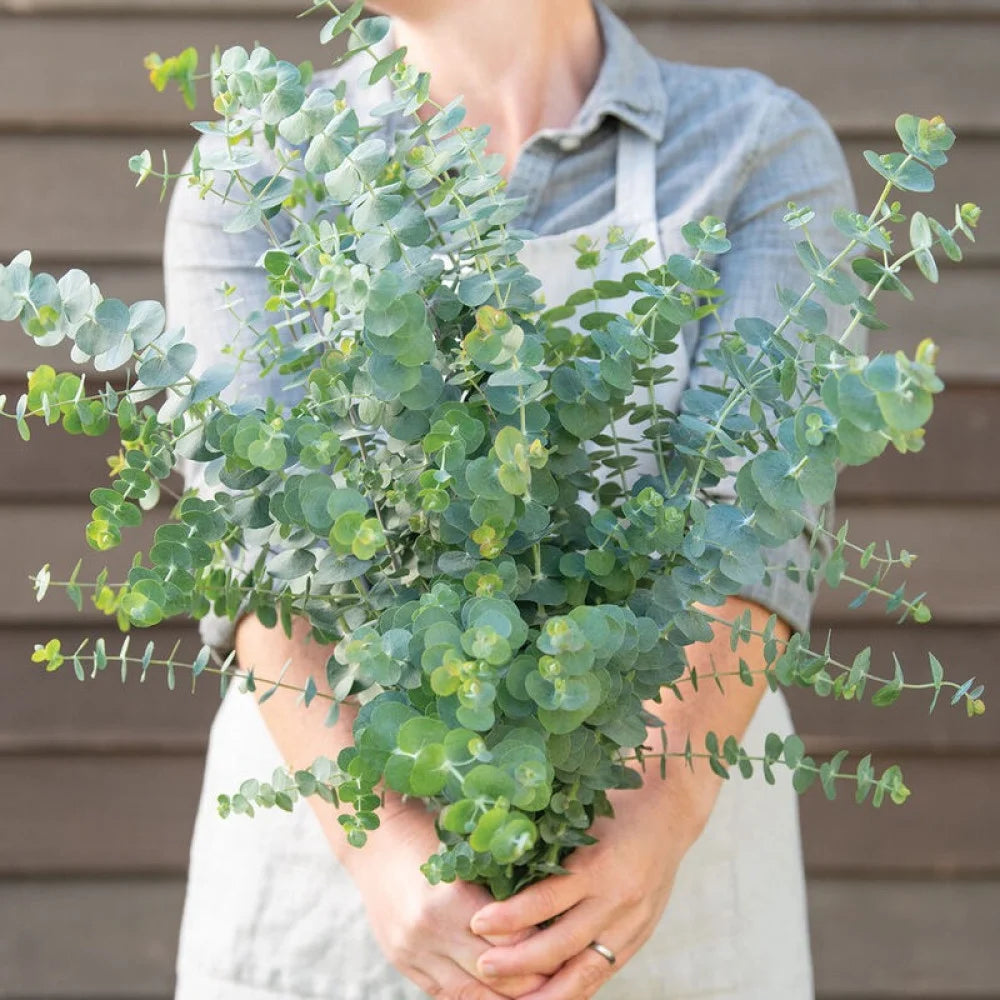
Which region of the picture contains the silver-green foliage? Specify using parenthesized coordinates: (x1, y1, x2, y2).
(6, 3, 987, 899)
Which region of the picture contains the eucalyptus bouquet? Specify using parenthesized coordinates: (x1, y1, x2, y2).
(4, 3, 986, 900)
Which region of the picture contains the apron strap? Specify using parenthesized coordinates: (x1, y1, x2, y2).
(614, 122, 658, 224)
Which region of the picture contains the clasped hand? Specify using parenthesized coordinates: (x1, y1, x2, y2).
(467, 783, 692, 1000)
(352, 780, 695, 1000)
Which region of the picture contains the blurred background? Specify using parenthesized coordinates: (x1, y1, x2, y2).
(1, 0, 997, 997)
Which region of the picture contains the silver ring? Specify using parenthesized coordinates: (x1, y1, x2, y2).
(588, 941, 616, 965)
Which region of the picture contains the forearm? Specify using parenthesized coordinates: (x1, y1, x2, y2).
(234, 614, 434, 869)
(235, 595, 789, 867)
(623, 596, 792, 849)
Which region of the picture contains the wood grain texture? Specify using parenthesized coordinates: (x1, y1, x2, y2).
(1, 749, 995, 875)
(834, 385, 1000, 501)
(1, 16, 997, 132)
(0, 504, 169, 624)
(0, 134, 192, 259)
(2, 625, 991, 753)
(808, 878, 1000, 997)
(0, 3, 998, 997)
(0, 503, 997, 623)
(0, 878, 183, 998)
(812, 504, 1000, 625)
(2, 876, 999, 998)
(5, 264, 999, 384)
(0, 754, 205, 874)
(0, 406, 186, 502)
(643, 20, 1000, 133)
(3, 381, 995, 502)
(2, 133, 997, 263)
(786, 625, 1000, 752)
(875, 267, 1000, 384)
(799, 755, 1000, 876)
(0, 624, 214, 752)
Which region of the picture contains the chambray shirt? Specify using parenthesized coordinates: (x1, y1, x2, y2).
(164, 0, 860, 647)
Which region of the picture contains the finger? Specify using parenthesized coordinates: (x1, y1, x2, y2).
(515, 946, 618, 1000)
(427, 957, 515, 1000)
(478, 899, 606, 978)
(447, 925, 547, 995)
(478, 928, 550, 993)
(479, 969, 550, 997)
(481, 927, 537, 948)
(471, 875, 584, 937)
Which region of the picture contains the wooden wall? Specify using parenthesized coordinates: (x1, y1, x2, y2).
(1, 1, 998, 996)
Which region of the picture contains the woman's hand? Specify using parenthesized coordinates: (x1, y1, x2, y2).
(466, 774, 709, 1000)
(469, 600, 785, 998)
(238, 615, 546, 999)
(344, 802, 549, 999)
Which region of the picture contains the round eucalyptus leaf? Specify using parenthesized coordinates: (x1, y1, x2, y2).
(268, 548, 316, 580)
(750, 451, 803, 510)
(74, 318, 119, 358)
(137, 342, 197, 389)
(128, 301, 166, 349)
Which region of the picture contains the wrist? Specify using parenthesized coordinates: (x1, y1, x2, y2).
(626, 711, 726, 851)
(338, 795, 438, 880)
(632, 751, 719, 852)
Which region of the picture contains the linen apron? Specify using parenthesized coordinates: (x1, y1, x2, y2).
(174, 121, 814, 1000)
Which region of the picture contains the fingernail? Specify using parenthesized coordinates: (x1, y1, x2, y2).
(480, 961, 498, 976)
(470, 916, 490, 934)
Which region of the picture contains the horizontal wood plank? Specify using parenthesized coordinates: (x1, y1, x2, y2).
(0, 503, 997, 624)
(0, 878, 183, 999)
(647, 21, 1000, 133)
(786, 625, 999, 752)
(842, 137, 996, 259)
(835, 385, 1000, 501)
(0, 17, 997, 133)
(0, 504, 169, 625)
(0, 754, 205, 874)
(808, 878, 1000, 997)
(0, 875, 997, 999)
(0, 18, 334, 133)
(4, 263, 999, 385)
(0, 134, 191, 260)
(2, 875, 996, 998)
(3, 381, 995, 503)
(800, 755, 1000, 876)
(865, 267, 1000, 384)
(2, 625, 991, 754)
(2, 132, 996, 266)
(812, 504, 1000, 625)
(0, 401, 187, 503)
(0, 749, 995, 876)
(0, 624, 215, 752)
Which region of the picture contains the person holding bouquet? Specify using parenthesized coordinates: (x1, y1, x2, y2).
(166, 1, 857, 997)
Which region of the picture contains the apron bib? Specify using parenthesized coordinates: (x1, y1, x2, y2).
(175, 122, 813, 1000)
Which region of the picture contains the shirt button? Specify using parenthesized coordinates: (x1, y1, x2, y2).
(558, 135, 582, 152)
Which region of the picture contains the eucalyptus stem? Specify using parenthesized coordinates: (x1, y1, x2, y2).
(10, 13, 982, 894)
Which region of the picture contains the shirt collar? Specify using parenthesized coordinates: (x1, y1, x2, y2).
(571, 1, 668, 143)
